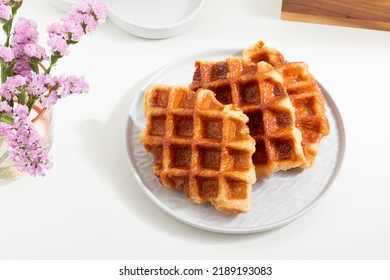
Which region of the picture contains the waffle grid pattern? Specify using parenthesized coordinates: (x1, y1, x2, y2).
(190, 59, 304, 178)
(243, 41, 330, 167)
(140, 85, 256, 213)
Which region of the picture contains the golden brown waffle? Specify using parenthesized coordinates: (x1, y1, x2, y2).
(140, 85, 256, 213)
(243, 41, 330, 167)
(190, 59, 305, 178)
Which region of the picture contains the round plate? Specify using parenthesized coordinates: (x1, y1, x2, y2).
(49, 0, 205, 39)
(126, 48, 345, 234)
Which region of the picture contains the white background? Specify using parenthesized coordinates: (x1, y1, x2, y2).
(0, 0, 389, 260)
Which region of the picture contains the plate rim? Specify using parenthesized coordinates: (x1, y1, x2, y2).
(126, 48, 346, 234)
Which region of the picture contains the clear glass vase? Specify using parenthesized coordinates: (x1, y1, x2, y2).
(0, 102, 53, 180)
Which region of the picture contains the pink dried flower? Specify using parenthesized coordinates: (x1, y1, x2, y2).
(11, 17, 39, 46)
(27, 73, 48, 96)
(23, 43, 48, 60)
(0, 75, 27, 100)
(47, 0, 107, 57)
(0, 104, 53, 176)
(10, 17, 47, 77)
(0, 0, 105, 177)
(59, 75, 90, 97)
(0, 46, 14, 62)
(0, 100, 12, 113)
(47, 34, 69, 56)
(12, 59, 31, 77)
(0, 4, 10, 22)
(35, 74, 90, 107)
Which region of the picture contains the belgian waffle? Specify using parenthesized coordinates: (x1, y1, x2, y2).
(190, 59, 305, 178)
(243, 41, 330, 167)
(140, 85, 256, 213)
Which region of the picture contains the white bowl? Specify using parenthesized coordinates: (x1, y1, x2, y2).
(49, 0, 206, 39)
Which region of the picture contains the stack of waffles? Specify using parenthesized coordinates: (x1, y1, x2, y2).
(140, 41, 330, 213)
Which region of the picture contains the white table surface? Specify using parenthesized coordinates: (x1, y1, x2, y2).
(0, 0, 389, 260)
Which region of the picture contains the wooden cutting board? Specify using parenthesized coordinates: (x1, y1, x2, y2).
(281, 0, 390, 31)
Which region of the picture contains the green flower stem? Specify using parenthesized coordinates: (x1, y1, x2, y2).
(46, 54, 62, 74)
(45, 64, 53, 74)
(29, 62, 39, 74)
(1, 63, 13, 84)
(3, 19, 13, 48)
(18, 88, 26, 105)
(1, 65, 6, 84)
(27, 96, 38, 113)
(0, 114, 13, 124)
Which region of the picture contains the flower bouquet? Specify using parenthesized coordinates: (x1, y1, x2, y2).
(0, 0, 106, 178)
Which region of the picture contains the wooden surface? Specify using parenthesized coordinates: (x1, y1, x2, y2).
(281, 0, 390, 31)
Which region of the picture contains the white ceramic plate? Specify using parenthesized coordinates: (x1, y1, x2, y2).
(49, 0, 205, 39)
(126, 48, 345, 234)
